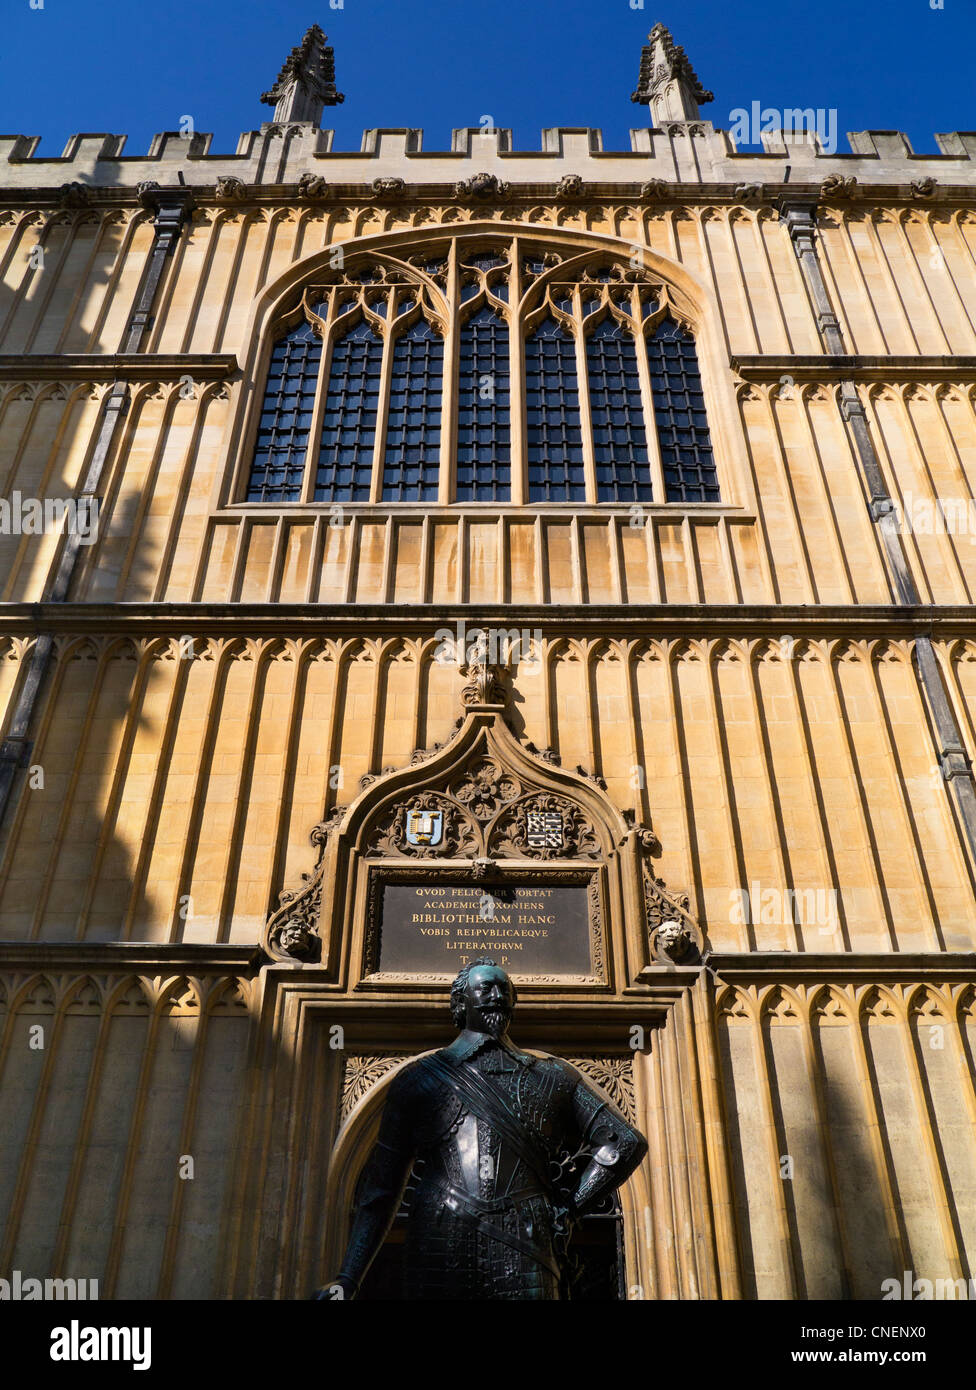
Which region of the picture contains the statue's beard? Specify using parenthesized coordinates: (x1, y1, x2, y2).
(478, 1008, 510, 1036)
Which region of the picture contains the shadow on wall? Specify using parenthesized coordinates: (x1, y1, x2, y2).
(0, 181, 261, 1300)
(0, 970, 256, 1299)
(718, 982, 976, 1301)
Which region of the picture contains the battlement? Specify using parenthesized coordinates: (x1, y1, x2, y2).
(2, 124, 976, 195)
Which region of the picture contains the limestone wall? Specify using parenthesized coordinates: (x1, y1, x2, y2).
(0, 631, 973, 954)
(1, 154, 974, 1300)
(2, 200, 976, 609)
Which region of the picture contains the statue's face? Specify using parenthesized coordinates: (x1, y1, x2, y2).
(463, 964, 514, 1038)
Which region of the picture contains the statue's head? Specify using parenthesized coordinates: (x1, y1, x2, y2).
(276, 920, 314, 960)
(450, 959, 517, 1038)
(657, 919, 691, 961)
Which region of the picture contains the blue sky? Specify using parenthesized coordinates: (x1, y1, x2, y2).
(1, 0, 973, 158)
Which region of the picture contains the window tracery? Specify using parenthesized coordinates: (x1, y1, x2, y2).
(244, 236, 719, 507)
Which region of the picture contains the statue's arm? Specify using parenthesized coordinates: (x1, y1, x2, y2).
(565, 1072, 648, 1219)
(330, 1070, 418, 1298)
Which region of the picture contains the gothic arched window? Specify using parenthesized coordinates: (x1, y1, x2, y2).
(382, 317, 443, 503)
(456, 306, 511, 502)
(246, 319, 321, 504)
(526, 318, 585, 503)
(243, 239, 721, 507)
(314, 319, 382, 503)
(647, 320, 719, 503)
(586, 318, 652, 504)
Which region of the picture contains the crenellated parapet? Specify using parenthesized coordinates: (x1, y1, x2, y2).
(2, 124, 976, 198)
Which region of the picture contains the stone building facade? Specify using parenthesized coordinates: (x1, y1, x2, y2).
(0, 25, 975, 1299)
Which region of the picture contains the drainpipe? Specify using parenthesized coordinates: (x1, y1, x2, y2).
(780, 198, 976, 883)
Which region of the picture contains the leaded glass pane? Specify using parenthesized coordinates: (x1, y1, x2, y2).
(381, 318, 443, 503)
(314, 319, 383, 503)
(525, 318, 585, 503)
(647, 320, 720, 503)
(457, 306, 511, 502)
(246, 319, 321, 503)
(586, 319, 653, 503)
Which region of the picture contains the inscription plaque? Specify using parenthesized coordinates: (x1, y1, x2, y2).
(376, 880, 592, 975)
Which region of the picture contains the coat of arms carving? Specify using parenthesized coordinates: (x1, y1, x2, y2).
(525, 809, 563, 850)
(406, 808, 444, 847)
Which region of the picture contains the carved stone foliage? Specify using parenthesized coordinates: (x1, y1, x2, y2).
(339, 1054, 408, 1124)
(362, 749, 605, 864)
(409, 724, 461, 766)
(264, 806, 346, 961)
(631, 23, 713, 116)
(566, 1056, 637, 1126)
(460, 656, 506, 708)
(490, 792, 601, 862)
(524, 741, 560, 765)
(643, 873, 702, 963)
(266, 691, 630, 963)
(452, 757, 520, 820)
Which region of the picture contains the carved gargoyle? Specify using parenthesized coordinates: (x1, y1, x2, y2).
(372, 177, 406, 199)
(653, 918, 697, 964)
(297, 172, 329, 199)
(819, 173, 857, 199)
(455, 172, 509, 200)
(643, 871, 702, 964)
(58, 182, 92, 209)
(215, 176, 249, 202)
(557, 174, 585, 198)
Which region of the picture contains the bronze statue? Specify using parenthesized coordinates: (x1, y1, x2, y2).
(318, 959, 648, 1300)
